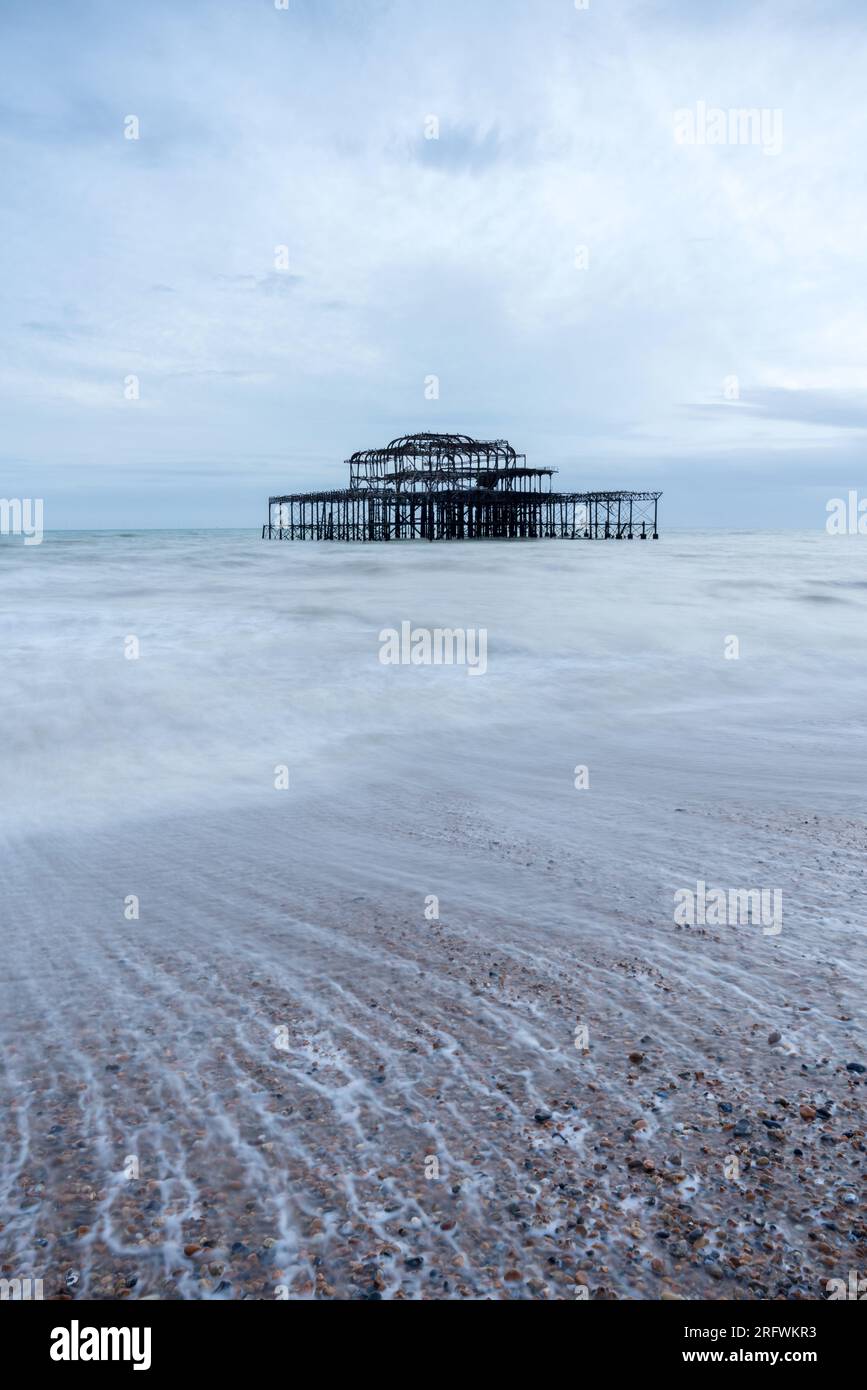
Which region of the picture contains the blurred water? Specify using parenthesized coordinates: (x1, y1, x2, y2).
(2, 528, 866, 832)
(0, 529, 865, 1299)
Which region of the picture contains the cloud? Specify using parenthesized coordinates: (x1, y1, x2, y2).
(1, 0, 867, 523)
(690, 389, 867, 431)
(408, 122, 535, 173)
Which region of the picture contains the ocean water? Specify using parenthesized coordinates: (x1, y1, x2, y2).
(1, 529, 865, 1299)
(4, 528, 866, 829)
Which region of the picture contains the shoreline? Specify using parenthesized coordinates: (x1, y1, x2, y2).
(2, 791, 864, 1301)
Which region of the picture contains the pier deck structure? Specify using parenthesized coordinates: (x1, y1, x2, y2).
(263, 433, 660, 541)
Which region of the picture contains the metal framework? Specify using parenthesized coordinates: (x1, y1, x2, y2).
(263, 432, 660, 541)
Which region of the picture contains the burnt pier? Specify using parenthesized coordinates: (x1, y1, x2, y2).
(263, 433, 660, 541)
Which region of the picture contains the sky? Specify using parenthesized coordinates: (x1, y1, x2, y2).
(1, 0, 866, 527)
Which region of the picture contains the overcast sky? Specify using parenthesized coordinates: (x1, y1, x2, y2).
(2, 0, 866, 527)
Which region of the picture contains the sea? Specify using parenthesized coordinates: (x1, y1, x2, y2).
(1, 529, 864, 1298)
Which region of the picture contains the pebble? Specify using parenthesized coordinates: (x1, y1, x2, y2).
(9, 907, 865, 1305)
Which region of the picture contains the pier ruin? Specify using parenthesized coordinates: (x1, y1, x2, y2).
(262, 432, 660, 542)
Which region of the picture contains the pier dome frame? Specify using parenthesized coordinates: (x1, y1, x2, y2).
(264, 432, 660, 542)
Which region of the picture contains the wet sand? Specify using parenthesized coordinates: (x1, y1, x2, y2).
(2, 789, 864, 1301)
